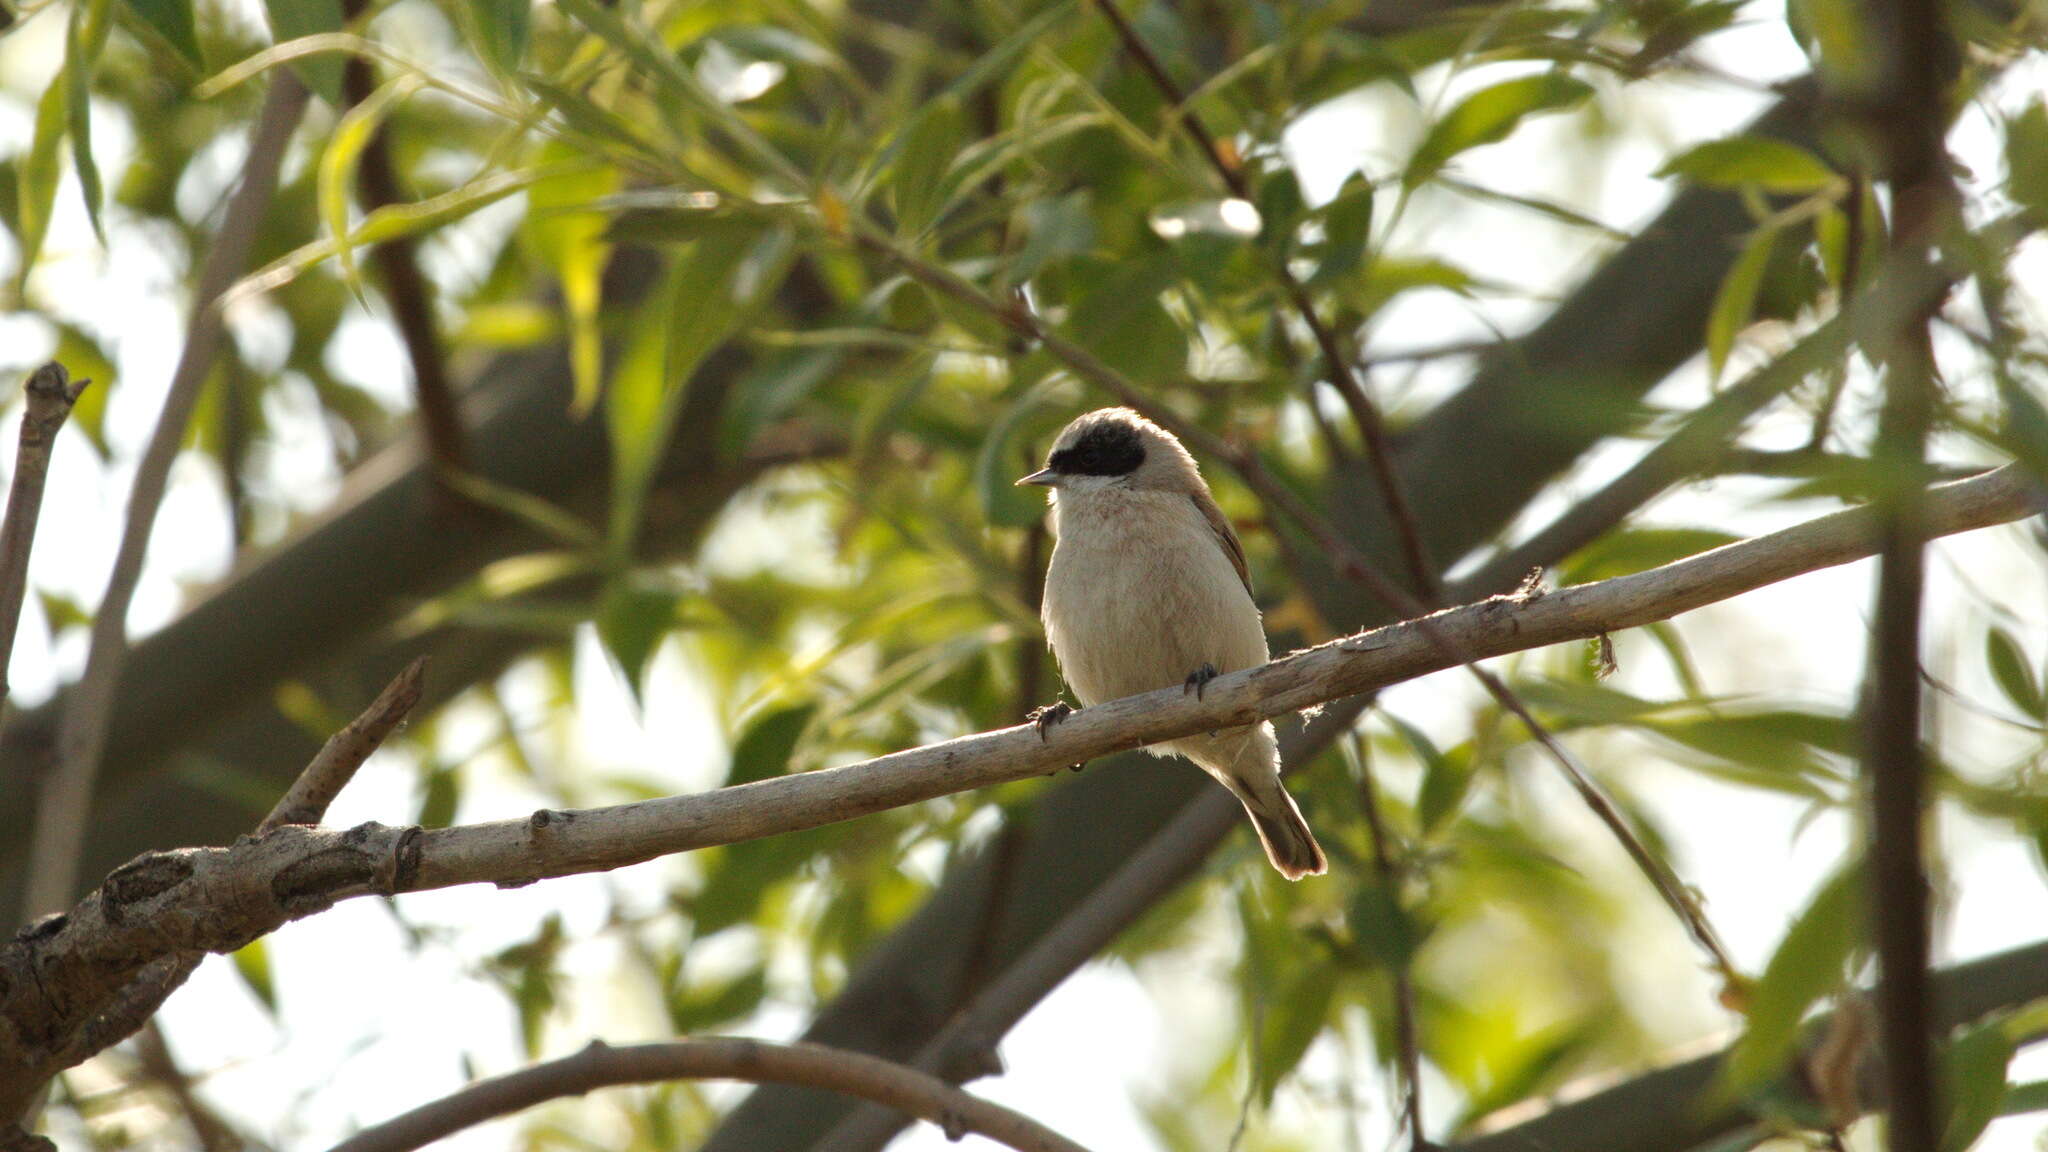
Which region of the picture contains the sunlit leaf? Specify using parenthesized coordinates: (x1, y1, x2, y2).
(1706, 221, 1782, 382)
(1658, 136, 1839, 194)
(1406, 73, 1593, 187)
(522, 150, 620, 415)
(318, 74, 421, 301)
(67, 0, 113, 244)
(1717, 863, 1862, 1097)
(230, 938, 278, 1016)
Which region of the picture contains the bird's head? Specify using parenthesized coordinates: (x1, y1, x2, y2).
(1016, 407, 1203, 496)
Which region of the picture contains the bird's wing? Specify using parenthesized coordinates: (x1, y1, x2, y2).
(1191, 490, 1254, 600)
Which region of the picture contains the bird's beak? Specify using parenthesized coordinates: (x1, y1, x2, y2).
(1015, 467, 1060, 487)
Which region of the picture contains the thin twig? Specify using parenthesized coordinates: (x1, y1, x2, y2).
(1086, 0, 1439, 599)
(327, 1038, 1094, 1152)
(261, 656, 427, 832)
(0, 363, 87, 709)
(860, 227, 1743, 984)
(1354, 738, 1429, 1152)
(22, 75, 309, 921)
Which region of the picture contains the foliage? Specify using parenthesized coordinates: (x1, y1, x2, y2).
(4, 0, 2048, 1148)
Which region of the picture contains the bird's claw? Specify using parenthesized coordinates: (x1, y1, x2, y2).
(1183, 663, 1218, 699)
(1027, 700, 1074, 740)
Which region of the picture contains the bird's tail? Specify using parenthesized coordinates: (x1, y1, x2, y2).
(1185, 725, 1327, 881)
(1235, 777, 1328, 881)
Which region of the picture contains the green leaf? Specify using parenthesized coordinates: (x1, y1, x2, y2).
(466, 0, 529, 74)
(977, 390, 1057, 528)
(667, 965, 770, 1033)
(1406, 73, 1593, 187)
(1008, 191, 1095, 283)
(887, 98, 963, 236)
(16, 72, 68, 290)
(1658, 136, 1839, 194)
(597, 576, 682, 702)
(1310, 176, 1375, 286)
(1252, 956, 1338, 1106)
(1941, 1015, 2017, 1152)
(523, 151, 619, 416)
(417, 764, 460, 828)
(67, 0, 113, 244)
(607, 222, 780, 556)
(1717, 863, 1862, 1097)
(264, 0, 346, 105)
(2008, 101, 2048, 216)
(728, 702, 817, 785)
(1391, 715, 1468, 835)
(318, 75, 420, 302)
(1986, 626, 2044, 719)
(1706, 221, 1781, 383)
(1063, 260, 1183, 382)
(120, 0, 201, 67)
(230, 938, 278, 1015)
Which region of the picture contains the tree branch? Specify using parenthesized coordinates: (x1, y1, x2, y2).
(0, 363, 87, 710)
(1, 464, 2035, 1122)
(0, 659, 427, 1127)
(327, 1038, 1094, 1152)
(23, 74, 309, 921)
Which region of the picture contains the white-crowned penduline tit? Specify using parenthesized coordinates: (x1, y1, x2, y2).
(1018, 408, 1328, 880)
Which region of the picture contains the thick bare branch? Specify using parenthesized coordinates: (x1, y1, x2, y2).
(1, 463, 2034, 1122)
(24, 75, 310, 921)
(0, 364, 88, 709)
(328, 1038, 1093, 1152)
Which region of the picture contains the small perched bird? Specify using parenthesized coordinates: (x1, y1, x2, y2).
(1018, 407, 1328, 880)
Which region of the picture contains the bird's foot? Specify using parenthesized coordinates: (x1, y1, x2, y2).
(1027, 700, 1073, 740)
(1026, 701, 1085, 775)
(1183, 663, 1219, 699)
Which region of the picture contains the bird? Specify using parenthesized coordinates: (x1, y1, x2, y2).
(1017, 407, 1328, 880)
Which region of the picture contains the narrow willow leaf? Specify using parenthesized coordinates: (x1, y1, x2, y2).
(1658, 136, 1839, 194)
(1716, 863, 1861, 1097)
(467, 0, 530, 75)
(1941, 1016, 2017, 1152)
(318, 75, 422, 302)
(1706, 222, 1782, 383)
(231, 938, 278, 1015)
(1986, 626, 2044, 719)
(67, 0, 113, 242)
(1406, 73, 1593, 187)
(522, 153, 619, 415)
(16, 73, 67, 289)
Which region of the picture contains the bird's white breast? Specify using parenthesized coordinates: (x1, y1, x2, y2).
(1041, 488, 1269, 709)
